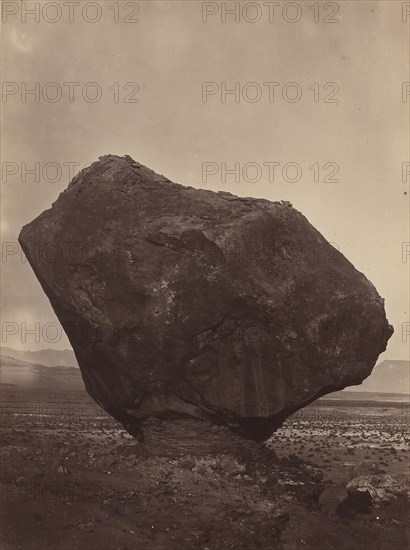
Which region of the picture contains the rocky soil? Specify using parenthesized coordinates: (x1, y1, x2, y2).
(1, 386, 408, 550)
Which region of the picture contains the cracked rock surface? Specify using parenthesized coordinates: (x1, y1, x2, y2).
(19, 155, 393, 441)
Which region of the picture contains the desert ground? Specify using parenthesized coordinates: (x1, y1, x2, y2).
(1, 385, 408, 550)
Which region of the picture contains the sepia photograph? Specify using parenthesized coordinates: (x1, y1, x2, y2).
(1, 1, 409, 549)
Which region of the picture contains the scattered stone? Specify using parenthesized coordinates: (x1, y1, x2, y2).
(218, 455, 245, 475)
(337, 474, 409, 519)
(348, 460, 383, 479)
(272, 509, 290, 525)
(346, 474, 409, 504)
(57, 463, 70, 475)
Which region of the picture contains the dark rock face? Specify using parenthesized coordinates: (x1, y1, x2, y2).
(19, 155, 393, 441)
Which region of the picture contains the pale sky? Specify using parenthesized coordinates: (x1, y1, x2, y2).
(1, 1, 409, 360)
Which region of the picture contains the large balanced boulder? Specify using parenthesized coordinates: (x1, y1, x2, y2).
(19, 155, 393, 441)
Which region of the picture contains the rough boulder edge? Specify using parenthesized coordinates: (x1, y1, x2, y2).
(19, 155, 393, 442)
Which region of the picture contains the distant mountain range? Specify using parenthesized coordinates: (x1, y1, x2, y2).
(0, 354, 84, 390)
(0, 346, 78, 368)
(345, 360, 409, 394)
(0, 347, 408, 395)
(324, 390, 409, 402)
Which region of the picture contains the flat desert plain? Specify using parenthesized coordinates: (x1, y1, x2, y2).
(1, 384, 408, 550)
